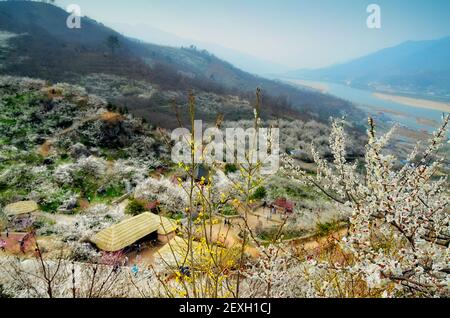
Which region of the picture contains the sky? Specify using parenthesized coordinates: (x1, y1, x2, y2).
(56, 0, 450, 69)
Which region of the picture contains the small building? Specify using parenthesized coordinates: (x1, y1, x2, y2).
(4, 201, 39, 218)
(271, 198, 295, 214)
(4, 201, 38, 231)
(155, 236, 195, 268)
(91, 212, 178, 252)
(156, 214, 178, 243)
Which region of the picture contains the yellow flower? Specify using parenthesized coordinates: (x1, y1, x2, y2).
(178, 290, 187, 297)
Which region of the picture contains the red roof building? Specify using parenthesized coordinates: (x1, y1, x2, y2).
(271, 198, 295, 213)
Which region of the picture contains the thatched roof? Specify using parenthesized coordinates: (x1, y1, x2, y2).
(155, 236, 196, 267)
(4, 201, 38, 216)
(91, 212, 178, 252)
(156, 214, 177, 235)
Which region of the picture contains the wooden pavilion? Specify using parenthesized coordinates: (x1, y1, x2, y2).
(91, 212, 178, 252)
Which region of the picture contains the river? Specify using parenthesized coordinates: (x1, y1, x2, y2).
(283, 78, 449, 133)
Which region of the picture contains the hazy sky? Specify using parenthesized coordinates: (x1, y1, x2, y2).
(57, 0, 450, 69)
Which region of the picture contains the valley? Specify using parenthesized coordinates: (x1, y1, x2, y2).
(0, 0, 448, 300)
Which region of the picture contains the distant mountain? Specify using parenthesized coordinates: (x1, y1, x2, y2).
(108, 22, 290, 75)
(286, 37, 450, 99)
(0, 1, 363, 128)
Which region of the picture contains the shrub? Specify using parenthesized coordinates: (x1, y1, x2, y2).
(224, 163, 237, 174)
(34, 217, 57, 236)
(250, 186, 267, 201)
(0, 284, 11, 298)
(125, 198, 146, 216)
(316, 221, 340, 236)
(256, 226, 308, 241)
(98, 183, 125, 199)
(220, 204, 238, 216)
(38, 189, 73, 213)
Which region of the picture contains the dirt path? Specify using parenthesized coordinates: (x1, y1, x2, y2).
(126, 242, 165, 267)
(192, 220, 260, 258)
(0, 232, 36, 255)
(247, 207, 286, 227)
(290, 228, 349, 253)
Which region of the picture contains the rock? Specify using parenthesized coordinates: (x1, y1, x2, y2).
(70, 143, 90, 159)
(65, 197, 78, 210)
(58, 197, 78, 213)
(97, 186, 107, 196)
(43, 158, 54, 166)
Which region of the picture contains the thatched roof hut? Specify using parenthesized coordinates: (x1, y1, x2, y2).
(155, 236, 192, 266)
(4, 201, 39, 216)
(156, 214, 177, 235)
(91, 212, 178, 252)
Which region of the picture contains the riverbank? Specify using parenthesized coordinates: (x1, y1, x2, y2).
(373, 92, 450, 113)
(284, 78, 329, 93)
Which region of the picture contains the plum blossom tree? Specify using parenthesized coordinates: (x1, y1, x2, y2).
(134, 178, 188, 213)
(282, 115, 449, 297)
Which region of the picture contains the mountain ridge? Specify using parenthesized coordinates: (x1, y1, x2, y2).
(108, 21, 290, 75)
(286, 36, 450, 99)
(0, 1, 364, 128)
